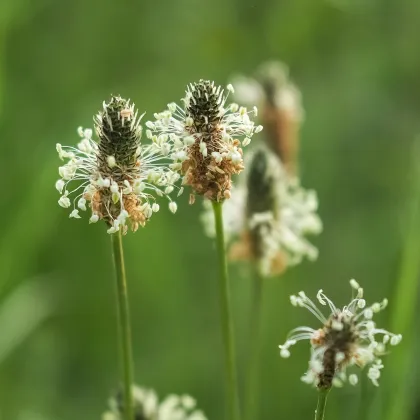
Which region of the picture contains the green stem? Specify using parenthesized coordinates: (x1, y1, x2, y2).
(212, 201, 241, 420)
(111, 230, 134, 420)
(385, 140, 420, 420)
(244, 270, 264, 420)
(314, 388, 331, 420)
(358, 370, 370, 420)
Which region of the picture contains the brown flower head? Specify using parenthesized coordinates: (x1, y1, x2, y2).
(231, 61, 303, 174)
(146, 80, 262, 202)
(279, 280, 402, 388)
(202, 147, 322, 277)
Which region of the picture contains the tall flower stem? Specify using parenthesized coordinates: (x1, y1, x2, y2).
(385, 140, 420, 420)
(315, 388, 331, 420)
(111, 230, 134, 420)
(212, 201, 241, 420)
(358, 370, 372, 420)
(244, 270, 264, 420)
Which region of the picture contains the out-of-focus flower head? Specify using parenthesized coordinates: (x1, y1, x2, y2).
(102, 385, 207, 420)
(279, 279, 402, 388)
(146, 80, 262, 202)
(55, 96, 180, 234)
(202, 146, 322, 277)
(231, 61, 303, 174)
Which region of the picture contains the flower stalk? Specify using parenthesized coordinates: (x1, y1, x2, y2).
(279, 280, 402, 387)
(212, 201, 241, 420)
(315, 387, 331, 420)
(244, 269, 264, 420)
(111, 230, 134, 420)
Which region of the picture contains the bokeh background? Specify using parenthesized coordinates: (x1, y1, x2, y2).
(1, 0, 420, 419)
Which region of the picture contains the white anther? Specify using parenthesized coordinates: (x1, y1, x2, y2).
(390, 335, 402, 346)
(69, 209, 81, 219)
(349, 374, 358, 386)
(169, 202, 177, 214)
(280, 348, 290, 358)
(77, 198, 87, 211)
(357, 299, 366, 309)
(55, 179, 65, 193)
(332, 321, 343, 331)
(107, 155, 116, 168)
(364, 309, 373, 320)
(350, 279, 360, 290)
(89, 214, 99, 224)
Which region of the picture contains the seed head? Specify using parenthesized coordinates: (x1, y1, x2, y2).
(230, 61, 303, 174)
(147, 80, 262, 202)
(201, 147, 322, 276)
(246, 149, 278, 215)
(56, 95, 180, 234)
(279, 280, 402, 388)
(245, 149, 279, 266)
(95, 96, 141, 174)
(185, 80, 223, 131)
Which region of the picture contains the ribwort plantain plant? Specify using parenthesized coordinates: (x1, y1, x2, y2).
(201, 146, 322, 420)
(279, 280, 402, 419)
(55, 96, 181, 420)
(148, 80, 262, 420)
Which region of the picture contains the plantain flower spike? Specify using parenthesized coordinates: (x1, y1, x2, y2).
(102, 385, 207, 420)
(146, 80, 262, 202)
(56, 96, 181, 234)
(201, 147, 322, 277)
(231, 61, 303, 174)
(279, 280, 402, 388)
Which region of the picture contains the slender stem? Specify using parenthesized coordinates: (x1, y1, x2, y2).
(385, 140, 420, 420)
(212, 201, 241, 420)
(111, 230, 134, 420)
(244, 270, 264, 420)
(314, 388, 331, 420)
(358, 370, 371, 420)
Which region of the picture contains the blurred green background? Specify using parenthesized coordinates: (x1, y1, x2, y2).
(1, 0, 420, 419)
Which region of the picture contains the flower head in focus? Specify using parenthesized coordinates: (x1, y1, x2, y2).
(55, 96, 180, 234)
(279, 279, 402, 388)
(102, 385, 207, 420)
(231, 61, 303, 174)
(146, 80, 262, 202)
(201, 147, 322, 277)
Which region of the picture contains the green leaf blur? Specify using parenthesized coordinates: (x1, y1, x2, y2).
(0, 0, 419, 419)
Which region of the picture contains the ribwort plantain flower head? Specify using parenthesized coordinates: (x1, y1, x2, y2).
(102, 385, 207, 420)
(201, 147, 322, 277)
(56, 96, 180, 234)
(279, 280, 402, 388)
(146, 80, 262, 202)
(231, 61, 303, 174)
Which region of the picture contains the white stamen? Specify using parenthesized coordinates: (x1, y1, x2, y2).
(69, 209, 81, 219)
(169, 202, 177, 214)
(107, 155, 116, 168)
(349, 374, 358, 386)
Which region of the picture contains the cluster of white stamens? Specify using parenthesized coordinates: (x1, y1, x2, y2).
(56, 98, 181, 234)
(145, 81, 263, 201)
(201, 149, 322, 276)
(279, 279, 402, 388)
(102, 385, 207, 420)
(147, 82, 262, 155)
